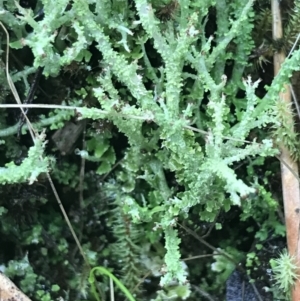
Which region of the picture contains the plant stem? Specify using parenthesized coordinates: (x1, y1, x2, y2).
(272, 0, 300, 299)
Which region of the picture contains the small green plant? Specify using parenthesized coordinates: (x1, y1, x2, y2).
(270, 249, 300, 298)
(1, 0, 300, 299)
(89, 266, 137, 301)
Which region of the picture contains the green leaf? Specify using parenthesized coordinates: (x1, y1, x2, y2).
(10, 40, 23, 49)
(0, 207, 7, 216)
(96, 161, 111, 175)
(51, 284, 60, 292)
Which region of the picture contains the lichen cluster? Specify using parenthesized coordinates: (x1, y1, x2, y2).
(0, 0, 300, 300)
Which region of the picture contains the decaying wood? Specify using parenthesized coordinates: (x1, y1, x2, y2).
(272, 0, 300, 299)
(0, 272, 32, 301)
(52, 120, 86, 155)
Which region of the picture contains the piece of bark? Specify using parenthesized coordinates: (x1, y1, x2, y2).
(52, 120, 85, 155)
(0, 272, 32, 301)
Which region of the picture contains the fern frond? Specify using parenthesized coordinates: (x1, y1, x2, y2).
(284, 1, 300, 51)
(253, 8, 272, 45)
(109, 193, 145, 295)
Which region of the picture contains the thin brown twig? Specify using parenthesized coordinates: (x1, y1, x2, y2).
(0, 103, 152, 121)
(177, 223, 237, 263)
(0, 103, 273, 146)
(101, 159, 123, 182)
(17, 66, 43, 138)
(290, 85, 300, 120)
(0, 22, 35, 141)
(201, 212, 220, 239)
(130, 253, 215, 296)
(72, 124, 87, 260)
(192, 285, 216, 301)
(0, 21, 105, 300)
(178, 222, 263, 301)
(130, 271, 151, 296)
(182, 254, 215, 261)
(184, 125, 252, 144)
